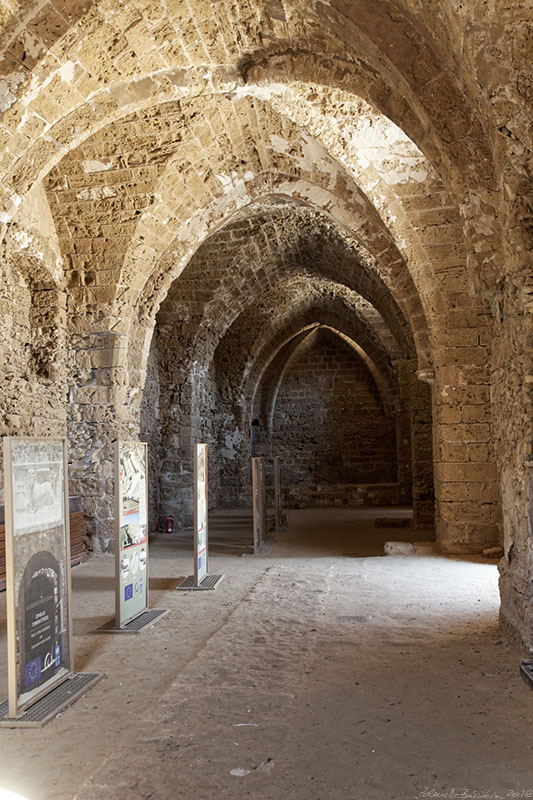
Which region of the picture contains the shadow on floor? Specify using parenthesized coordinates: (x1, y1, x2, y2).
(150, 510, 255, 557)
(146, 506, 435, 560)
(271, 507, 435, 558)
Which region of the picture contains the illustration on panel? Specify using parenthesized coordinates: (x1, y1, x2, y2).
(117, 442, 148, 625)
(6, 438, 71, 713)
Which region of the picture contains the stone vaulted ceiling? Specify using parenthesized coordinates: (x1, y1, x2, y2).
(0, 0, 531, 646)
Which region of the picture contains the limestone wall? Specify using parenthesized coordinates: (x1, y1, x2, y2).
(267, 328, 397, 486)
(0, 1, 530, 647)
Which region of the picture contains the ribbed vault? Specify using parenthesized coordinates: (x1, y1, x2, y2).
(0, 0, 531, 648)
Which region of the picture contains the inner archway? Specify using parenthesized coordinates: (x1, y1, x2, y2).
(267, 325, 398, 502)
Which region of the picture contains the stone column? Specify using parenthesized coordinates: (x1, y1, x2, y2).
(68, 330, 130, 552)
(432, 338, 502, 554)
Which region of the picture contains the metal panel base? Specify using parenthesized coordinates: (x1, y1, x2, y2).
(0, 672, 103, 728)
(244, 536, 275, 556)
(96, 608, 169, 633)
(520, 660, 533, 691)
(177, 573, 224, 591)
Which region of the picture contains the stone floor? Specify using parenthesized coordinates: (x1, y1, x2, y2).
(0, 507, 532, 800)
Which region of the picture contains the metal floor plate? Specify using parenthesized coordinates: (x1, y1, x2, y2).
(96, 608, 169, 633)
(520, 660, 533, 691)
(177, 573, 224, 590)
(0, 673, 103, 728)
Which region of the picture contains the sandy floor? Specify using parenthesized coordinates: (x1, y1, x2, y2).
(0, 507, 532, 800)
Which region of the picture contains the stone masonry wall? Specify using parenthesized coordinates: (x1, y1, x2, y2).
(268, 329, 397, 488)
(1, 0, 531, 647)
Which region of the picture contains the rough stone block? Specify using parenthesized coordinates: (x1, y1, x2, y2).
(384, 541, 416, 555)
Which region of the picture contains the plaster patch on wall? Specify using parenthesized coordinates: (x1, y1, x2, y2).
(234, 83, 277, 103)
(177, 207, 212, 246)
(23, 58, 80, 107)
(177, 182, 253, 247)
(76, 186, 117, 200)
(381, 162, 428, 185)
(270, 134, 289, 153)
(350, 114, 416, 152)
(216, 171, 255, 193)
(23, 31, 45, 60)
(395, 237, 408, 252)
(275, 179, 364, 216)
(216, 173, 234, 187)
(296, 133, 336, 178)
(12, 229, 34, 249)
(59, 60, 77, 85)
(0, 73, 26, 112)
(221, 427, 241, 459)
(82, 158, 115, 174)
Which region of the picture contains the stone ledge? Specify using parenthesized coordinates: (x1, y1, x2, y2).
(282, 482, 401, 507)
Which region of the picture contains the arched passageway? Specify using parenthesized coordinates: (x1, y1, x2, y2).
(0, 1, 531, 660)
(1, 4, 533, 797)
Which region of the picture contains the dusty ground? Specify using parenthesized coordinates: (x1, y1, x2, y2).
(0, 507, 532, 800)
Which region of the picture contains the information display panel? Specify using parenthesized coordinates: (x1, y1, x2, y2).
(115, 441, 149, 628)
(194, 444, 208, 585)
(3, 437, 73, 718)
(252, 457, 266, 552)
